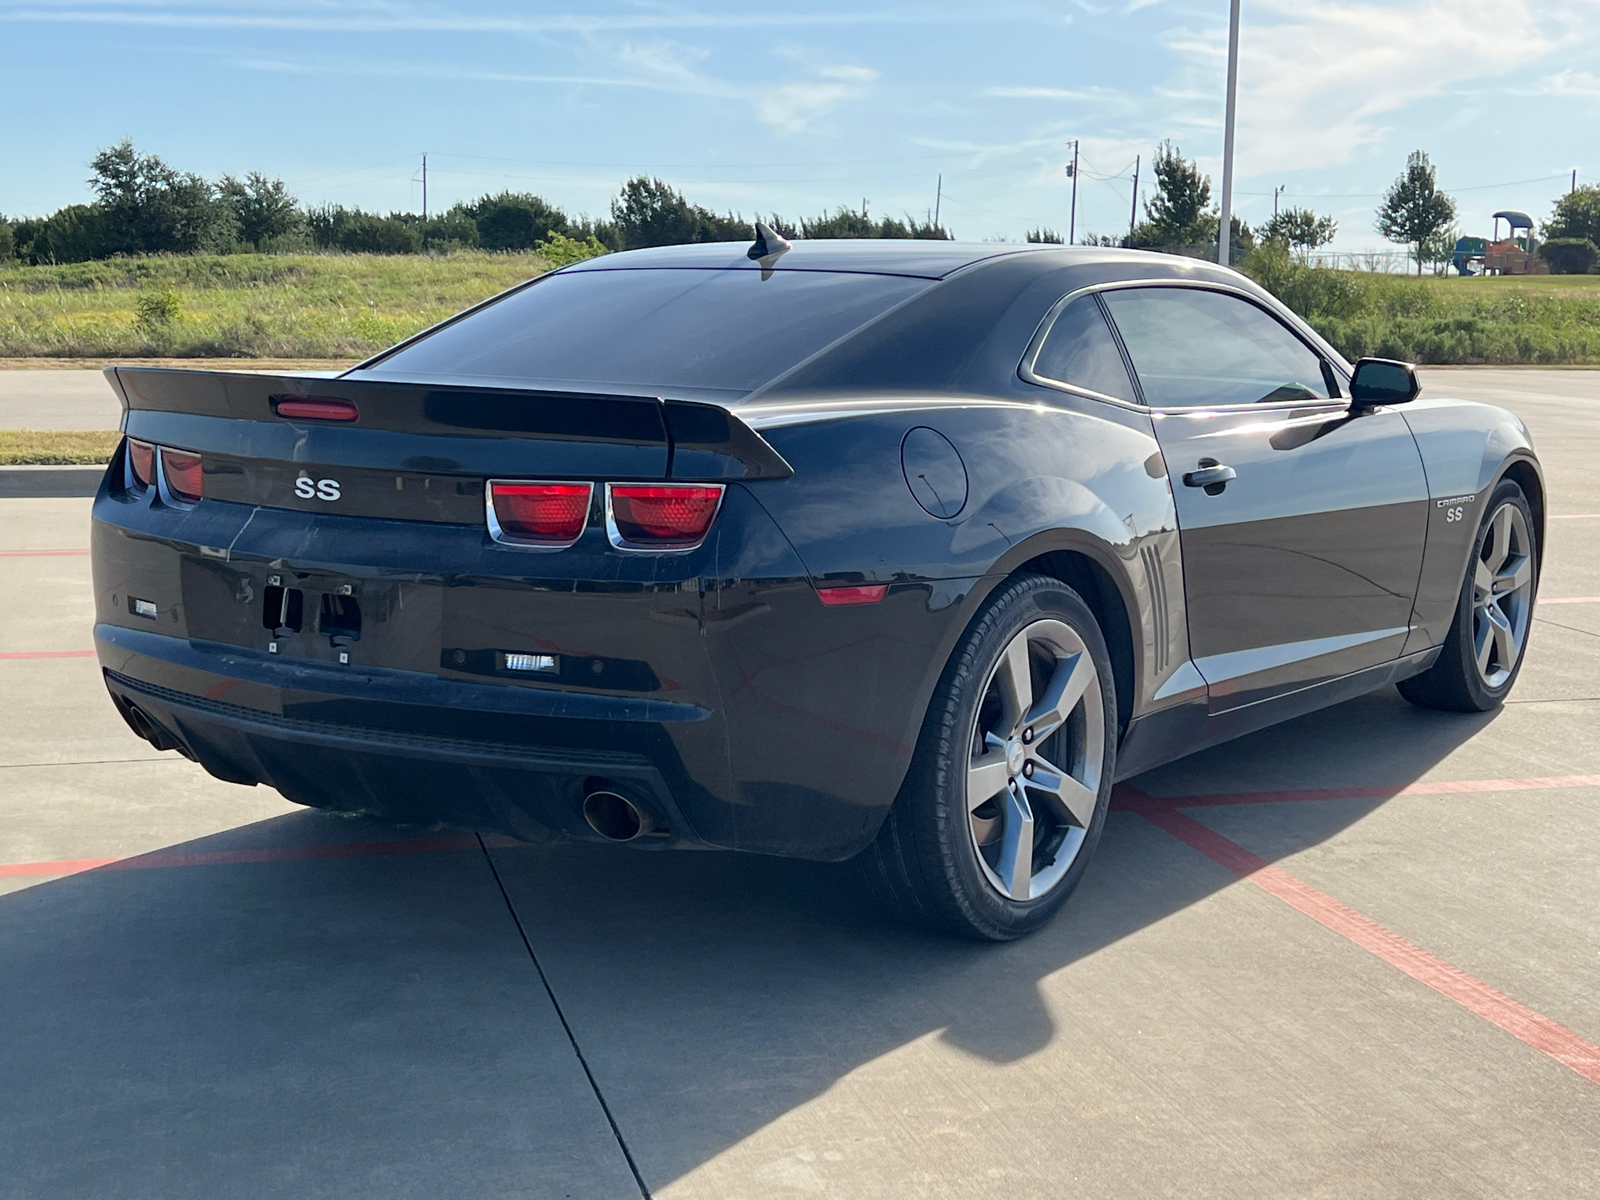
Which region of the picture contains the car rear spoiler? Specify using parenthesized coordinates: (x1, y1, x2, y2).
(105, 367, 793, 482)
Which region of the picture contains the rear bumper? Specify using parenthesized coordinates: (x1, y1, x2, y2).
(90, 458, 984, 860)
(100, 640, 698, 849)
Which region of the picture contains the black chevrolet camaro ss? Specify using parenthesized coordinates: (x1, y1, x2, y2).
(91, 236, 1542, 939)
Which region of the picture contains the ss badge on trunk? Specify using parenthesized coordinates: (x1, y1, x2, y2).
(294, 476, 342, 501)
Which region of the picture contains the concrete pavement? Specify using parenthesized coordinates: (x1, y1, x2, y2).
(0, 369, 1596, 1197)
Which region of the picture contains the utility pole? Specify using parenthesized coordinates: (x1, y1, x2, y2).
(1574, 169, 1579, 195)
(1273, 184, 1284, 217)
(1217, 0, 1241, 266)
(421, 153, 428, 221)
(1066, 140, 1080, 245)
(935, 174, 942, 229)
(1128, 154, 1140, 245)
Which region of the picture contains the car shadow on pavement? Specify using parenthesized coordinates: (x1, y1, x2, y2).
(0, 686, 1497, 1197)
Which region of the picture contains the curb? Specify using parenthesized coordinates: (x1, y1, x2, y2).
(0, 464, 106, 498)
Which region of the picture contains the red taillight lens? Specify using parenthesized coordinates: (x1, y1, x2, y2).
(488, 481, 592, 546)
(608, 484, 725, 549)
(160, 447, 204, 504)
(127, 438, 155, 489)
(274, 397, 360, 422)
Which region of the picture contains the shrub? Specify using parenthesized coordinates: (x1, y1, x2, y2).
(1538, 238, 1599, 275)
(135, 287, 182, 330)
(534, 231, 608, 268)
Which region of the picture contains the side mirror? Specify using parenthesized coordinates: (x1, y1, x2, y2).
(1349, 357, 1420, 406)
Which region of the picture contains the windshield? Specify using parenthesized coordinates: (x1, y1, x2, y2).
(358, 267, 931, 398)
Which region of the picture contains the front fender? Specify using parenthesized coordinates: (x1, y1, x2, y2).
(1401, 397, 1544, 650)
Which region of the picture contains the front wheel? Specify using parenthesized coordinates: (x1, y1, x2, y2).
(1399, 479, 1538, 712)
(861, 574, 1117, 940)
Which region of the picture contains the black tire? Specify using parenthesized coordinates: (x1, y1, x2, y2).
(860, 574, 1117, 941)
(1399, 479, 1538, 713)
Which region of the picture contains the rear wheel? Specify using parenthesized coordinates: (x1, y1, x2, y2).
(861, 574, 1116, 940)
(1399, 479, 1537, 712)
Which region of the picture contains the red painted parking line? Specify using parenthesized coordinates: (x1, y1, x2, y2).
(1119, 786, 1600, 1086)
(0, 835, 489, 879)
(1119, 773, 1600, 811)
(0, 649, 96, 660)
(1542, 596, 1600, 605)
(0, 549, 90, 557)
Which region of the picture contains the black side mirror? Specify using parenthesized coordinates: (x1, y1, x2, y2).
(1349, 357, 1420, 406)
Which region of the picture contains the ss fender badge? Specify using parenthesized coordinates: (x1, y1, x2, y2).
(294, 475, 342, 501)
(1436, 492, 1476, 524)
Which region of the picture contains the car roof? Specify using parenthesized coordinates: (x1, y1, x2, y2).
(561, 239, 1065, 280)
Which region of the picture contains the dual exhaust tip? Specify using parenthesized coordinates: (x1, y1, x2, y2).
(581, 788, 660, 842)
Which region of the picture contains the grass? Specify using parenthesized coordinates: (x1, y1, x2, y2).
(0, 252, 549, 360)
(1241, 248, 1600, 365)
(0, 429, 120, 464)
(0, 247, 1595, 365)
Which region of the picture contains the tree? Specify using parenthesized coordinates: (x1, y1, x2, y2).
(464, 192, 568, 251)
(610, 177, 751, 249)
(1538, 238, 1599, 275)
(1027, 227, 1063, 244)
(1260, 206, 1337, 254)
(798, 206, 949, 239)
(89, 139, 235, 255)
(1135, 141, 1211, 247)
(1544, 184, 1600, 247)
(219, 172, 303, 249)
(1376, 151, 1457, 275)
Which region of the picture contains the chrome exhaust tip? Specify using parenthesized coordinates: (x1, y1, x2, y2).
(582, 789, 655, 841)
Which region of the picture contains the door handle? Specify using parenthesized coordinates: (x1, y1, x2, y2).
(1182, 463, 1237, 493)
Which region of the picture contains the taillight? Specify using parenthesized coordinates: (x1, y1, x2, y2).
(607, 484, 725, 550)
(487, 481, 593, 547)
(126, 438, 155, 489)
(160, 447, 204, 504)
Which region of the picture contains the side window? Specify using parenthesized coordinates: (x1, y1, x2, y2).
(1028, 296, 1138, 403)
(1099, 287, 1332, 408)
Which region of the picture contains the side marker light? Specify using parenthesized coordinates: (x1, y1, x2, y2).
(816, 584, 889, 607)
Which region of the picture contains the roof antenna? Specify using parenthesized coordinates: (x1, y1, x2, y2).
(747, 221, 792, 279)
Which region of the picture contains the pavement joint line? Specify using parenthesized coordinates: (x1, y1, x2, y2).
(477, 832, 654, 1200)
(0, 650, 96, 659)
(0, 548, 89, 557)
(1541, 596, 1600, 604)
(4, 776, 1596, 879)
(1113, 773, 1600, 810)
(1533, 617, 1600, 640)
(1118, 785, 1600, 1087)
(0, 756, 180, 769)
(1549, 514, 1600, 519)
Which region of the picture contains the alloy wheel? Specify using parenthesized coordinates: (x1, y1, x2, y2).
(965, 618, 1105, 902)
(1472, 502, 1534, 689)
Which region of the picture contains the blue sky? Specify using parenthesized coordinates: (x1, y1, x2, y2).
(2, 0, 1596, 252)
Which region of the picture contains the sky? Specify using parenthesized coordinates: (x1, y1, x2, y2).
(2, 0, 1597, 254)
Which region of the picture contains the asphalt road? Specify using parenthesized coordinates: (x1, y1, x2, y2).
(1, 368, 1597, 1198)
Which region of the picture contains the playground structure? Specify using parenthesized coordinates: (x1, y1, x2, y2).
(1453, 211, 1546, 276)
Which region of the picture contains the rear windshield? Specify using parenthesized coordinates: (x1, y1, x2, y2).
(359, 267, 931, 397)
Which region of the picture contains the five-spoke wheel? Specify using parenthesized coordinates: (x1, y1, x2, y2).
(965, 618, 1104, 902)
(1400, 478, 1538, 712)
(860, 574, 1116, 940)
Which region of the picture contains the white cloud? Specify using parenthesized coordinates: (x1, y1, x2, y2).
(1163, 0, 1590, 175)
(1544, 68, 1600, 95)
(757, 65, 879, 133)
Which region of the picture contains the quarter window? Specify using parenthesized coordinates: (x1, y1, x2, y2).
(1029, 297, 1138, 403)
(1100, 287, 1332, 408)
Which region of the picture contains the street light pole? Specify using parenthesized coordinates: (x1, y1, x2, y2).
(1217, 0, 1241, 266)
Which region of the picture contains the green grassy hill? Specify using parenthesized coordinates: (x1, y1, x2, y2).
(1, 249, 1596, 364)
(0, 252, 548, 360)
